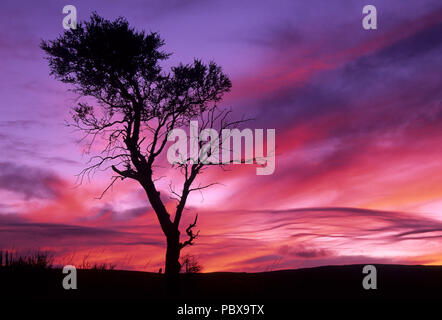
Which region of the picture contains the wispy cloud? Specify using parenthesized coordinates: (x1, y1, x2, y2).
(0, 161, 64, 200)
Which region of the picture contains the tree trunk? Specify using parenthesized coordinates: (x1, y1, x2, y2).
(165, 230, 181, 295)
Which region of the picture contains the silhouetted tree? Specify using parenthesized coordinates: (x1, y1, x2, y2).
(180, 254, 203, 273)
(41, 13, 243, 293)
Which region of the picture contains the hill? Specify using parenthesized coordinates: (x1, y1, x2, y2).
(1, 264, 441, 301)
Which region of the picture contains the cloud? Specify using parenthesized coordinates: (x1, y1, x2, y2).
(0, 132, 79, 167)
(237, 254, 283, 265)
(84, 203, 150, 222)
(394, 228, 442, 240)
(0, 162, 64, 200)
(245, 22, 303, 50)
(0, 213, 163, 249)
(230, 8, 442, 133)
(279, 245, 331, 259)
(0, 120, 43, 129)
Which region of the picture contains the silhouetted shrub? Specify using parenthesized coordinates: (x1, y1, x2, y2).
(0, 250, 54, 270)
(77, 254, 116, 270)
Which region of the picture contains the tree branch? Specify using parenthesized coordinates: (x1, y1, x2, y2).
(180, 214, 199, 249)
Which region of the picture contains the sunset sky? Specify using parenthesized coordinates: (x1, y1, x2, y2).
(0, 0, 441, 272)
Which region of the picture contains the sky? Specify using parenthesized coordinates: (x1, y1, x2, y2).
(0, 0, 441, 272)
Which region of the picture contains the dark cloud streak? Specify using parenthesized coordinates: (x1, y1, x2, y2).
(0, 161, 63, 200)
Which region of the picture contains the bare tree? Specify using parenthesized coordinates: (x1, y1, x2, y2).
(41, 13, 244, 292)
(180, 254, 203, 273)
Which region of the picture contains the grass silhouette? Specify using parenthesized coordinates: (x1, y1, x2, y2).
(0, 250, 53, 270)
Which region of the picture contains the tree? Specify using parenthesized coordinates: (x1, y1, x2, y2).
(180, 254, 203, 273)
(41, 13, 242, 292)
